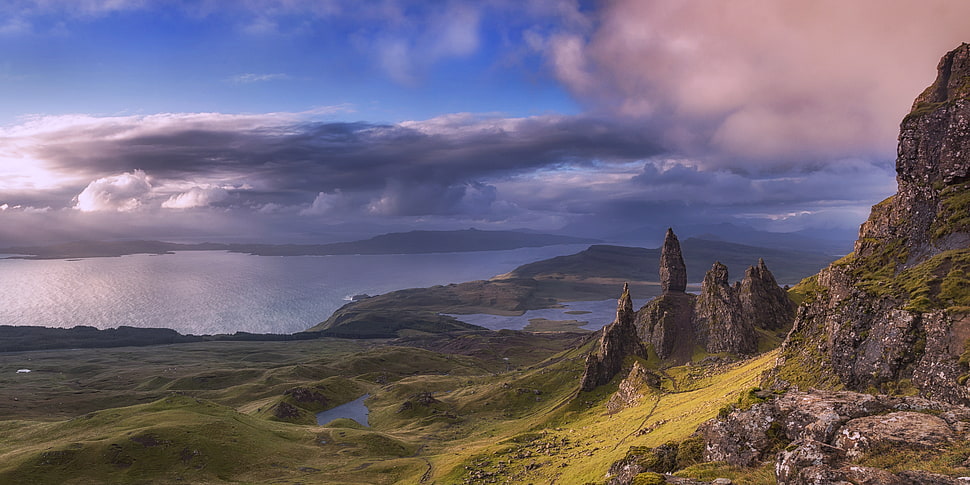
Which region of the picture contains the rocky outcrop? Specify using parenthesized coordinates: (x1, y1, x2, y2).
(606, 361, 660, 413)
(694, 262, 755, 355)
(660, 228, 688, 293)
(581, 283, 648, 391)
(699, 389, 970, 485)
(634, 231, 790, 363)
(583, 229, 793, 384)
(772, 43, 970, 405)
(739, 259, 795, 331)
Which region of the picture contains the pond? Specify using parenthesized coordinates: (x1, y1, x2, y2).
(316, 394, 370, 426)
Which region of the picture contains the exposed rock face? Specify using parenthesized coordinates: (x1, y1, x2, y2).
(699, 389, 970, 485)
(581, 283, 647, 391)
(858, 42, 970, 263)
(660, 228, 688, 293)
(739, 258, 795, 331)
(772, 44, 970, 405)
(694, 262, 755, 355)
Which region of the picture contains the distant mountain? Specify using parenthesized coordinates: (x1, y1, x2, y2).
(0, 229, 599, 259)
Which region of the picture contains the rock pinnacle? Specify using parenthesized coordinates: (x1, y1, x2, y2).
(660, 228, 687, 293)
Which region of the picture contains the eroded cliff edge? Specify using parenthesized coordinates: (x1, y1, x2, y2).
(771, 43, 970, 405)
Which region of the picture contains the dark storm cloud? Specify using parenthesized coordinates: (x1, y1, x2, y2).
(14, 112, 664, 210)
(0, 109, 897, 245)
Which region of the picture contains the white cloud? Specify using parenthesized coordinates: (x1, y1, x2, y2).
(74, 169, 152, 212)
(162, 186, 229, 209)
(229, 73, 291, 84)
(300, 190, 346, 216)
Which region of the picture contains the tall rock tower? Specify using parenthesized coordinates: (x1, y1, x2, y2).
(659, 228, 688, 293)
(636, 228, 697, 363)
(694, 262, 755, 355)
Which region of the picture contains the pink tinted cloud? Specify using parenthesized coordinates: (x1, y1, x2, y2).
(544, 0, 970, 164)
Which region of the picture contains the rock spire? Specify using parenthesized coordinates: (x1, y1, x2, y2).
(694, 262, 755, 355)
(659, 228, 687, 293)
(580, 283, 647, 391)
(739, 258, 795, 331)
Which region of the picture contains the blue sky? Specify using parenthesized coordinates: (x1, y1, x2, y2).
(0, 2, 580, 122)
(0, 1, 968, 246)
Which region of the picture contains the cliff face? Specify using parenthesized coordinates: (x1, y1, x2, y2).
(774, 43, 970, 405)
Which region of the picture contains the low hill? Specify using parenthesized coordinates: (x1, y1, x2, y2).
(503, 238, 835, 286)
(308, 239, 835, 337)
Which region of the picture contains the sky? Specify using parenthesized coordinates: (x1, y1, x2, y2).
(0, 0, 968, 246)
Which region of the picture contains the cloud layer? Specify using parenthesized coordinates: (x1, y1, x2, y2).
(2, 1, 967, 245)
(0, 107, 897, 245)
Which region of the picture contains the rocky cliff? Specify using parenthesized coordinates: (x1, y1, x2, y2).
(773, 43, 970, 405)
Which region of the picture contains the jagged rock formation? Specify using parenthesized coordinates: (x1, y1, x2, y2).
(660, 228, 688, 293)
(638, 249, 790, 363)
(695, 262, 756, 355)
(739, 258, 795, 331)
(581, 283, 647, 391)
(636, 291, 697, 363)
(699, 389, 970, 485)
(773, 43, 970, 405)
(582, 229, 794, 387)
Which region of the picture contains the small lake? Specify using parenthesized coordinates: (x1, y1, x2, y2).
(448, 298, 654, 332)
(316, 394, 370, 426)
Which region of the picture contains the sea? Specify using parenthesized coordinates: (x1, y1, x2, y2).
(0, 245, 598, 335)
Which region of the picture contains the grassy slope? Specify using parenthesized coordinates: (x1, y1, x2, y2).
(0, 333, 778, 484)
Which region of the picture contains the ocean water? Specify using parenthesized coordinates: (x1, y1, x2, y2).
(0, 245, 588, 335)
